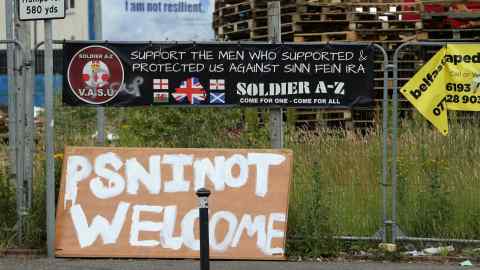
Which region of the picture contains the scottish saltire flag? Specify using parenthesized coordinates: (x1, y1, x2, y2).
(173, 77, 206, 104)
(210, 92, 225, 104)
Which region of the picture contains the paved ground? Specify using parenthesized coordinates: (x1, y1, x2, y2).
(0, 258, 478, 270)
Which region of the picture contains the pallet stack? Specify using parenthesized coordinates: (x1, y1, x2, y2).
(293, 1, 354, 43)
(421, 2, 480, 41)
(214, 0, 297, 41)
(213, 0, 480, 130)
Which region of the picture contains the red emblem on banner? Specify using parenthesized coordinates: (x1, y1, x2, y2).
(67, 46, 124, 104)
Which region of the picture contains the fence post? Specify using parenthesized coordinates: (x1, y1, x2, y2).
(5, 0, 17, 190)
(14, 3, 27, 245)
(23, 25, 34, 212)
(44, 19, 56, 258)
(268, 1, 283, 149)
(196, 188, 211, 270)
(90, 0, 106, 145)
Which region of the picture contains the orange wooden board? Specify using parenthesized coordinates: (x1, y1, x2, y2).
(56, 146, 292, 259)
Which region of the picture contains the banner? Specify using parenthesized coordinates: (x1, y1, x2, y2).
(400, 44, 480, 135)
(102, 0, 215, 41)
(63, 42, 375, 107)
(56, 147, 292, 259)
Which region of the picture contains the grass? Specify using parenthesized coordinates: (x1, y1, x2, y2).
(1, 101, 480, 257)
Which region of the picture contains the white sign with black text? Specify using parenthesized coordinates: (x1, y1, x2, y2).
(18, 0, 66, 21)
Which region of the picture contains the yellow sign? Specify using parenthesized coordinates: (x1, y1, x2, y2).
(400, 44, 480, 135)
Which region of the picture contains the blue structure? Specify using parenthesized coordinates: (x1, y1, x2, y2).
(0, 74, 63, 106)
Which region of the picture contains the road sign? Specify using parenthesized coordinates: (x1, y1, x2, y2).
(18, 0, 65, 21)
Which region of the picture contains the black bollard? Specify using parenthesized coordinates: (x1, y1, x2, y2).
(196, 188, 211, 270)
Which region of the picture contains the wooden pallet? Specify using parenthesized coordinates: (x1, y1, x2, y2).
(216, 19, 253, 36)
(352, 107, 380, 129)
(298, 0, 350, 4)
(295, 109, 353, 129)
(354, 29, 423, 42)
(294, 19, 350, 33)
(294, 31, 357, 42)
(350, 11, 421, 21)
(296, 11, 350, 21)
(251, 23, 295, 39)
(251, 0, 297, 9)
(215, 0, 247, 9)
(215, 1, 252, 17)
(297, 1, 348, 13)
(350, 20, 423, 31)
(251, 12, 296, 28)
(349, 1, 421, 13)
(214, 9, 252, 25)
(420, 28, 480, 40)
(253, 3, 297, 18)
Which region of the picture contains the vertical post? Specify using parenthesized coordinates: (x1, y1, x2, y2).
(14, 3, 27, 245)
(381, 61, 390, 243)
(196, 188, 211, 270)
(90, 0, 105, 144)
(5, 0, 17, 189)
(391, 45, 401, 245)
(268, 1, 283, 149)
(44, 19, 55, 258)
(23, 21, 34, 211)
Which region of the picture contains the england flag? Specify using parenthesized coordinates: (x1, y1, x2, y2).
(153, 79, 169, 90)
(209, 79, 225, 90)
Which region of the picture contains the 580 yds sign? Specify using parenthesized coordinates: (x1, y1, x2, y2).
(19, 0, 65, 21)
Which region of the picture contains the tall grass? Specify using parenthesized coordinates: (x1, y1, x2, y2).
(1, 102, 480, 256)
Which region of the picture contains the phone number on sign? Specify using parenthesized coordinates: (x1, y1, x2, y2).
(446, 94, 480, 104)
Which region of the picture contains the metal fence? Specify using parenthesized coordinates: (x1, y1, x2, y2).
(391, 41, 480, 245)
(2, 39, 480, 255)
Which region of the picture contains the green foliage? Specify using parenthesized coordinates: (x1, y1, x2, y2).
(2, 102, 480, 256)
(287, 161, 337, 257)
(0, 149, 16, 247)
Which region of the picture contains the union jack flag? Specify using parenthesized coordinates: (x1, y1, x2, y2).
(172, 77, 206, 104)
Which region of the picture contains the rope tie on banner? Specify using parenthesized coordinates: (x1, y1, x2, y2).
(325, 40, 332, 49)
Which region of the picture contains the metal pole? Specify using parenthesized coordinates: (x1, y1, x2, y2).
(378, 46, 390, 243)
(14, 2, 27, 245)
(92, 0, 105, 144)
(268, 1, 283, 149)
(391, 43, 402, 245)
(23, 20, 34, 212)
(196, 188, 211, 270)
(44, 19, 55, 258)
(5, 0, 17, 189)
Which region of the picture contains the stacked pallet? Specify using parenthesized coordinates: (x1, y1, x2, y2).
(213, 0, 480, 130)
(214, 0, 297, 41)
(293, 1, 354, 43)
(420, 2, 480, 40)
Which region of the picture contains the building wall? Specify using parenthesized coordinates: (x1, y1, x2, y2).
(0, 1, 5, 41)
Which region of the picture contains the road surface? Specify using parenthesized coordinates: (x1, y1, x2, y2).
(0, 258, 477, 270)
